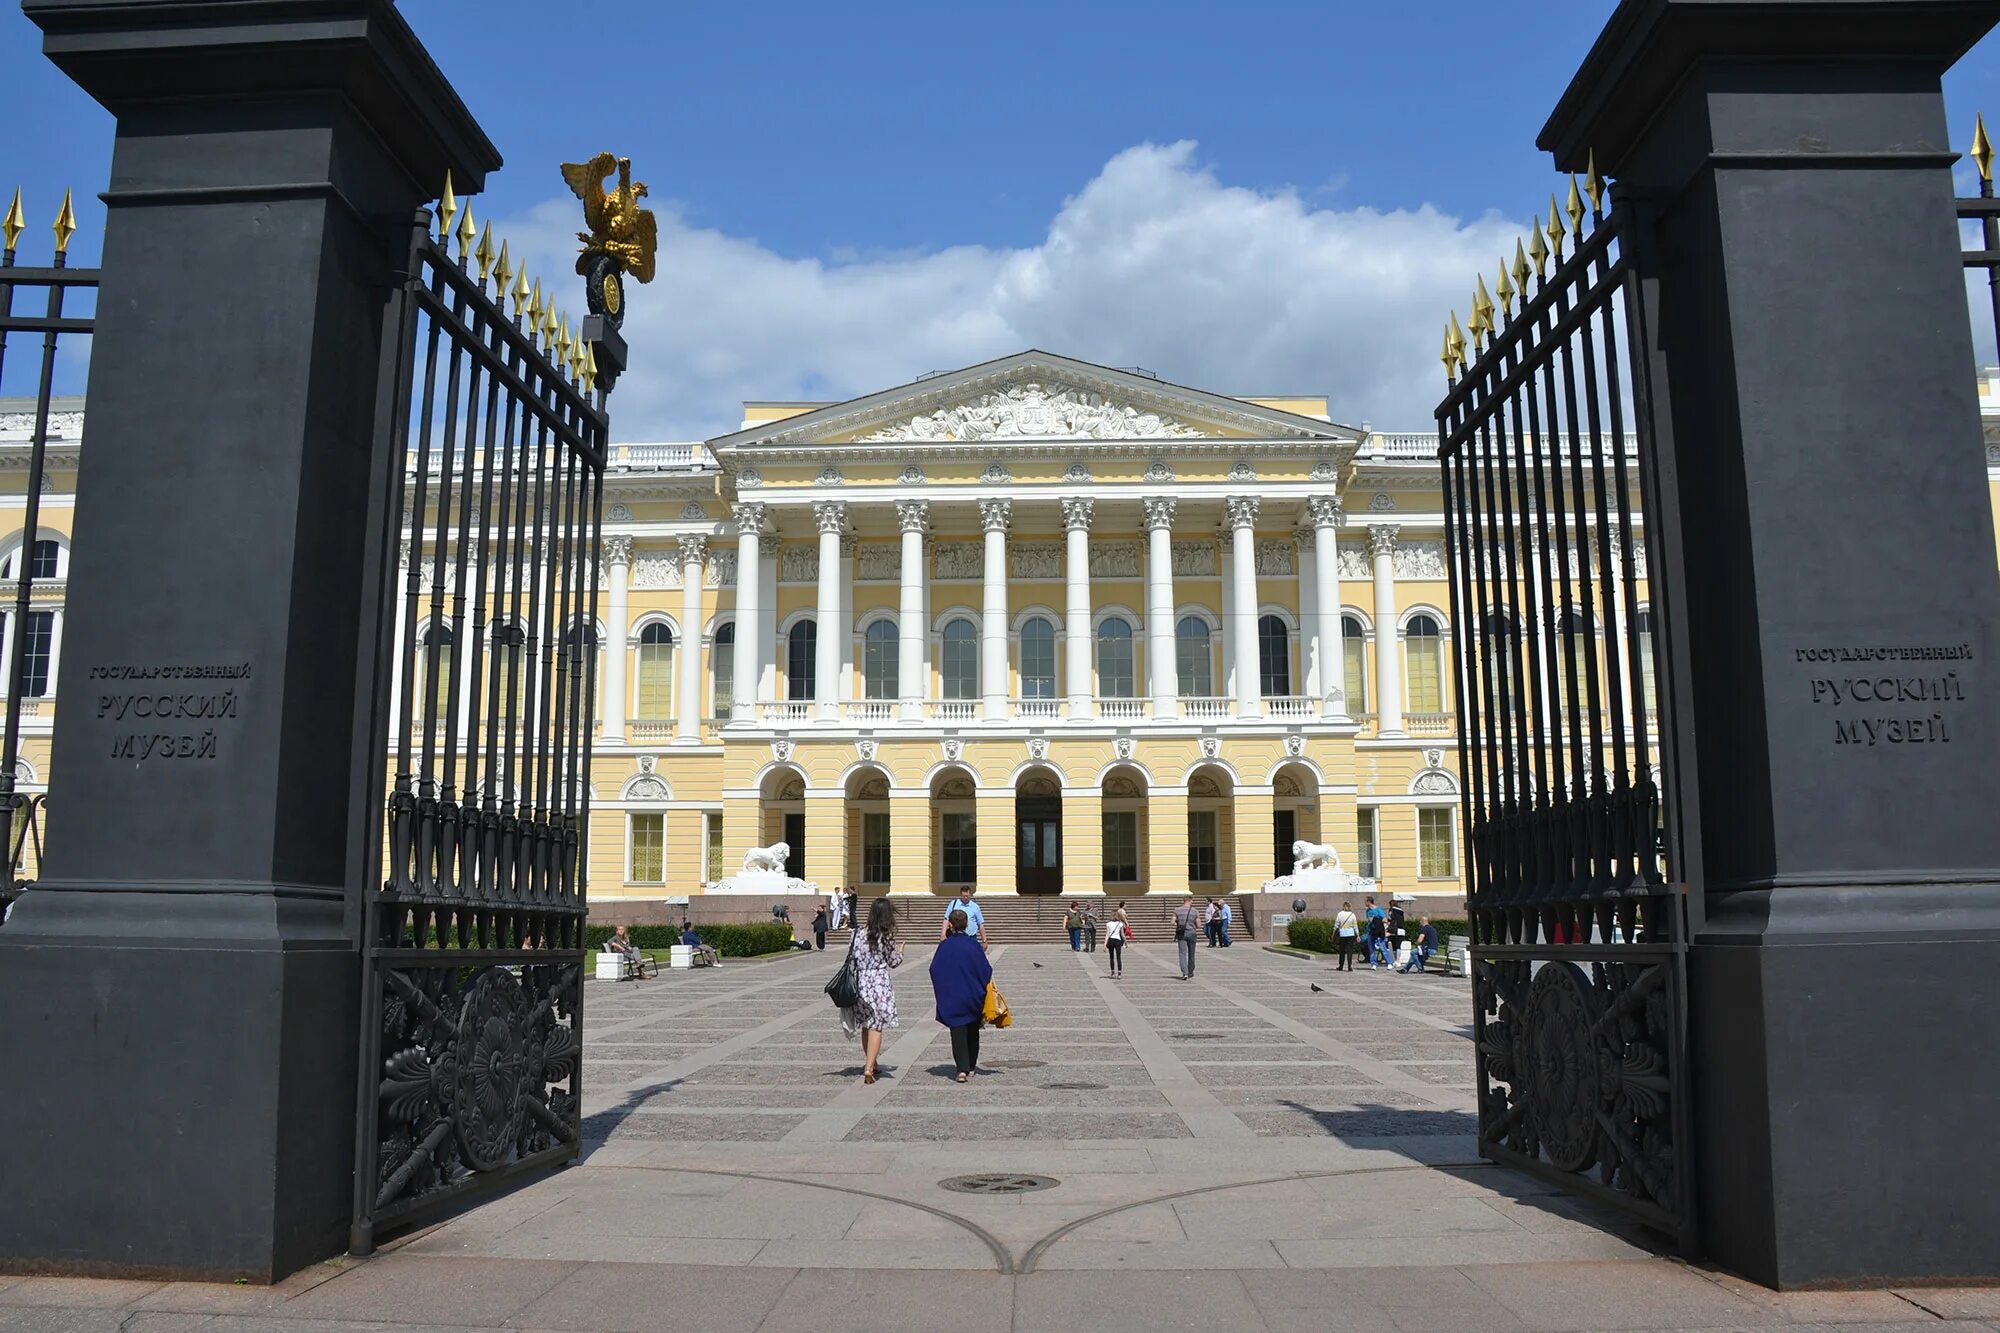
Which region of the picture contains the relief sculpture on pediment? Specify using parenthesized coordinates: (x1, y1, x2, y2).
(857, 379, 1206, 442)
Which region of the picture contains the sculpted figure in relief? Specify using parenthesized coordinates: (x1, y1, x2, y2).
(857, 380, 1205, 442)
(1089, 542, 1141, 579)
(1011, 543, 1062, 579)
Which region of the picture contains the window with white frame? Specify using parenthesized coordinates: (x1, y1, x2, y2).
(786, 619, 817, 700)
(1097, 617, 1135, 697)
(1356, 806, 1379, 879)
(861, 811, 891, 884)
(1405, 614, 1443, 712)
(940, 811, 977, 883)
(1188, 809, 1220, 882)
(1102, 810, 1140, 882)
(1176, 616, 1213, 696)
(1417, 806, 1456, 878)
(1342, 614, 1367, 712)
(629, 812, 665, 883)
(1258, 615, 1291, 697)
(7, 610, 54, 697)
(1019, 616, 1057, 698)
(941, 618, 978, 699)
(862, 620, 898, 700)
(704, 811, 724, 882)
(636, 622, 674, 718)
(711, 623, 734, 717)
(1, 539, 62, 581)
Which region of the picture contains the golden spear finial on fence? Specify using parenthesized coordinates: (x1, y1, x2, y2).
(438, 171, 458, 244)
(455, 203, 476, 263)
(1495, 260, 1515, 319)
(1547, 193, 1567, 261)
(494, 239, 512, 294)
(1513, 238, 1532, 293)
(510, 265, 530, 321)
(1528, 222, 1549, 280)
(1974, 112, 1993, 184)
(52, 188, 75, 255)
(2, 189, 23, 256)
(1450, 312, 1468, 368)
(1584, 150, 1606, 215)
(475, 221, 496, 284)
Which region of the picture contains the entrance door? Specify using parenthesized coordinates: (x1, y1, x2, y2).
(1273, 808, 1297, 880)
(783, 811, 806, 880)
(1017, 796, 1062, 894)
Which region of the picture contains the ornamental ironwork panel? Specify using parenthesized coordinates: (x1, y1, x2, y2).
(352, 188, 612, 1253)
(1434, 169, 1694, 1251)
(0, 192, 87, 925)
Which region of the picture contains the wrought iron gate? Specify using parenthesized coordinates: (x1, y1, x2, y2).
(352, 193, 609, 1252)
(1435, 170, 1694, 1250)
(0, 192, 88, 923)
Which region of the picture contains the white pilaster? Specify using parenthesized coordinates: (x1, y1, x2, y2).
(813, 501, 845, 720)
(1062, 497, 1094, 721)
(1296, 530, 1318, 702)
(390, 542, 411, 733)
(730, 504, 765, 723)
(979, 498, 1011, 722)
(1308, 496, 1347, 719)
(897, 500, 928, 723)
(1227, 496, 1261, 718)
(838, 533, 857, 706)
(675, 535, 705, 744)
(601, 535, 631, 742)
(1143, 496, 1178, 719)
(1370, 523, 1404, 736)
(758, 532, 779, 704)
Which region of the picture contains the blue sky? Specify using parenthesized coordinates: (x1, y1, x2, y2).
(2, 1, 1996, 437)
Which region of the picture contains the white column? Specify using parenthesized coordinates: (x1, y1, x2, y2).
(1226, 496, 1261, 717)
(1370, 523, 1404, 736)
(979, 498, 1011, 721)
(837, 533, 857, 705)
(600, 535, 631, 742)
(758, 532, 779, 704)
(1308, 496, 1346, 719)
(675, 535, 704, 744)
(1061, 497, 1094, 720)
(730, 503, 765, 723)
(897, 499, 928, 722)
(812, 501, 845, 720)
(1296, 531, 1317, 702)
(1143, 496, 1178, 719)
(390, 542, 412, 730)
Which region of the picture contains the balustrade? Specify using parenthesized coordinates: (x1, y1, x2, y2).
(1096, 697, 1148, 721)
(1264, 696, 1315, 720)
(1180, 696, 1230, 721)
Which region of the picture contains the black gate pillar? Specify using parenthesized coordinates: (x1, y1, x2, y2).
(1545, 0, 2000, 1288)
(0, 1, 497, 1281)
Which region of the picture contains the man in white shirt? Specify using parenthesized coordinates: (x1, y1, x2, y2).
(944, 885, 987, 948)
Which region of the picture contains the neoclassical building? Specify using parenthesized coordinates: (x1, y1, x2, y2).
(9, 352, 1999, 917)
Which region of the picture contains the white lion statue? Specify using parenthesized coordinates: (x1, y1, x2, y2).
(741, 841, 789, 874)
(1292, 840, 1341, 873)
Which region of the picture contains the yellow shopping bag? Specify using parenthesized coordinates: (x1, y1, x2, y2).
(982, 981, 1013, 1029)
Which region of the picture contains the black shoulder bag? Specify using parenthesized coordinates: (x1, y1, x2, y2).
(825, 935, 861, 1009)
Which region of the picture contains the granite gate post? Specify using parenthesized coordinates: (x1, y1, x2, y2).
(1543, 0, 2000, 1288)
(0, 0, 497, 1281)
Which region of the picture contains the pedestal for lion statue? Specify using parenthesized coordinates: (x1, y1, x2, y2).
(712, 842, 811, 896)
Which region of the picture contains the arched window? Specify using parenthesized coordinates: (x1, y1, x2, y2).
(1, 540, 61, 582)
(940, 617, 978, 700)
(490, 623, 527, 721)
(1342, 614, 1368, 713)
(1405, 614, 1443, 712)
(1019, 616, 1056, 699)
(1176, 616, 1213, 697)
(863, 619, 898, 700)
(1097, 617, 1135, 698)
(1258, 614, 1291, 697)
(420, 623, 454, 722)
(711, 622, 735, 717)
(1634, 609, 1657, 713)
(786, 619, 817, 701)
(636, 623, 675, 718)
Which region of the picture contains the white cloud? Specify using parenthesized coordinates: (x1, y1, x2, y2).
(497, 141, 1534, 441)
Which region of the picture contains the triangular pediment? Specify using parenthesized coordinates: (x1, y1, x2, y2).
(708, 351, 1356, 452)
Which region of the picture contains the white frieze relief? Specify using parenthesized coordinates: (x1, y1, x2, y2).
(705, 550, 738, 587)
(934, 542, 982, 581)
(1337, 545, 1370, 580)
(1171, 540, 1216, 577)
(630, 554, 684, 589)
(0, 410, 83, 439)
(1089, 541, 1141, 579)
(1629, 536, 1648, 579)
(1394, 539, 1447, 580)
(1255, 540, 1295, 576)
(1010, 542, 1062, 579)
(856, 380, 1206, 442)
(607, 503, 633, 522)
(856, 545, 900, 582)
(779, 545, 819, 584)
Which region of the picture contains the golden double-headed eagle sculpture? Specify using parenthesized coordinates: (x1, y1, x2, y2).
(560, 152, 657, 328)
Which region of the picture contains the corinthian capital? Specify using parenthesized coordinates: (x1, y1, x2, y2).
(812, 500, 847, 535)
(896, 498, 930, 534)
(1367, 524, 1400, 560)
(677, 534, 707, 566)
(979, 498, 1012, 533)
(1142, 496, 1177, 532)
(1305, 494, 1343, 530)
(603, 534, 634, 566)
(1060, 497, 1095, 532)
(1224, 496, 1260, 531)
(735, 501, 768, 536)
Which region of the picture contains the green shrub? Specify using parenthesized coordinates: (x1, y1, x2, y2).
(584, 921, 795, 958)
(1287, 917, 1335, 952)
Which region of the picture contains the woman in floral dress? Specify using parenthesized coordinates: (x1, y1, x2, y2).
(843, 897, 903, 1083)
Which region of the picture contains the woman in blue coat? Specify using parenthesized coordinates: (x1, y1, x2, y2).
(930, 908, 994, 1082)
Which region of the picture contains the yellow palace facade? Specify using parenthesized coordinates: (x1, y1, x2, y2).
(10, 351, 1997, 919)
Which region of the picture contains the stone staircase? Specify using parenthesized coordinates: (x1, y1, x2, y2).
(818, 892, 1253, 948)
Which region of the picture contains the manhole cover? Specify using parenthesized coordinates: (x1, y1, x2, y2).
(940, 1173, 1059, 1196)
(1044, 1081, 1107, 1091)
(1174, 1032, 1226, 1040)
(992, 1058, 1047, 1068)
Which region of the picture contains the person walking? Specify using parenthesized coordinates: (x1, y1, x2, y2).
(1104, 906, 1130, 977)
(1082, 902, 1099, 953)
(1364, 896, 1389, 969)
(841, 898, 904, 1084)
(1399, 916, 1440, 974)
(1334, 901, 1360, 971)
(811, 903, 829, 951)
(930, 909, 994, 1083)
(943, 885, 986, 949)
(1064, 901, 1085, 951)
(1173, 894, 1203, 979)
(1218, 897, 1234, 947)
(1203, 897, 1221, 947)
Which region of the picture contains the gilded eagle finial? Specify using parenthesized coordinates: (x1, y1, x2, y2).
(559, 151, 657, 330)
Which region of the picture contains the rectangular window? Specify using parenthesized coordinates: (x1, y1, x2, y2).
(941, 811, 977, 883)
(629, 812, 664, 883)
(1097, 628, 1135, 698)
(1177, 628, 1213, 697)
(1020, 622, 1057, 698)
(786, 623, 817, 700)
(1418, 807, 1456, 878)
(1406, 640, 1442, 712)
(18, 610, 53, 698)
(636, 642, 673, 718)
(1188, 809, 1219, 882)
(941, 622, 979, 700)
(1259, 618, 1291, 697)
(1343, 627, 1367, 713)
(1357, 807, 1378, 879)
(712, 631, 734, 717)
(1102, 810, 1139, 883)
(861, 811, 891, 884)
(704, 812, 724, 883)
(1273, 807, 1296, 880)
